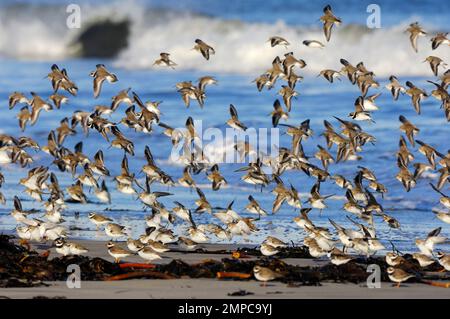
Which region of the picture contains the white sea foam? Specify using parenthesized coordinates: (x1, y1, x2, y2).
(117, 16, 450, 77)
(0, 2, 448, 76)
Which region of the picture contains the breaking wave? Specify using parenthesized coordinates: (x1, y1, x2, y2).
(0, 1, 448, 76)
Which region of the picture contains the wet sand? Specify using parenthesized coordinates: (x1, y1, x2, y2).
(1, 239, 450, 299)
(2, 279, 450, 299)
(13, 239, 324, 267)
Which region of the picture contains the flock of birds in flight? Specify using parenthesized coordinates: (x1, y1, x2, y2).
(3, 5, 450, 286)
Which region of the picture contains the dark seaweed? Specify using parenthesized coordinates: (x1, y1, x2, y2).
(0, 235, 445, 288)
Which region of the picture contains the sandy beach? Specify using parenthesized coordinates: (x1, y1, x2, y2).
(1, 239, 449, 299)
(3, 279, 449, 299)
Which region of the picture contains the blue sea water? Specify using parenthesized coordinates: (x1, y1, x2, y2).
(0, 0, 449, 253)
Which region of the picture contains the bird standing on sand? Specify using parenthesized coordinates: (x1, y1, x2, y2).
(264, 236, 287, 248)
(253, 266, 282, 286)
(107, 242, 131, 263)
(138, 245, 162, 262)
(436, 251, 450, 271)
(387, 267, 414, 287)
(105, 223, 127, 240)
(412, 253, 435, 268)
(260, 242, 279, 257)
(55, 238, 89, 256)
(328, 247, 352, 266)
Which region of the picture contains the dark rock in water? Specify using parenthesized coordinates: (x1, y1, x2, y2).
(73, 19, 130, 58)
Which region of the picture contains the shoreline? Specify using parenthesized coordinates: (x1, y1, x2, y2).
(1, 238, 450, 299)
